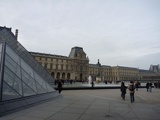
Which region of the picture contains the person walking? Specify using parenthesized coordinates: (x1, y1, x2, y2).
(91, 80, 94, 88)
(149, 82, 152, 92)
(120, 82, 126, 100)
(146, 82, 149, 92)
(57, 80, 63, 93)
(128, 81, 135, 103)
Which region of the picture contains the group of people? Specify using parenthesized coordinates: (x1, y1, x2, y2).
(120, 81, 154, 103)
(57, 79, 154, 100)
(121, 81, 135, 103)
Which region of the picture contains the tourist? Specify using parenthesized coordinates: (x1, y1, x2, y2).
(120, 82, 126, 100)
(57, 80, 63, 93)
(154, 82, 158, 88)
(149, 82, 152, 92)
(146, 82, 149, 92)
(91, 80, 94, 88)
(128, 81, 135, 103)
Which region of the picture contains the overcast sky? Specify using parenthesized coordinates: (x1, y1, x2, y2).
(0, 0, 160, 69)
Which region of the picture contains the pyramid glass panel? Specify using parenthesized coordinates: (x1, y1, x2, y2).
(1, 44, 55, 101)
(5, 54, 21, 78)
(0, 27, 58, 116)
(0, 43, 2, 63)
(36, 83, 47, 94)
(46, 82, 56, 92)
(3, 66, 22, 95)
(34, 73, 48, 91)
(5, 43, 20, 65)
(22, 82, 36, 96)
(21, 58, 34, 78)
(2, 82, 21, 101)
(21, 69, 37, 93)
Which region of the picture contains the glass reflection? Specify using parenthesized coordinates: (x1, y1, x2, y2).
(2, 82, 21, 101)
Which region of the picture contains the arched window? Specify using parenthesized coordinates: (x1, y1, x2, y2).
(62, 73, 65, 79)
(67, 73, 70, 80)
(80, 74, 83, 81)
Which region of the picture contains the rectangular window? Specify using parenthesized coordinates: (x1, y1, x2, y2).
(47, 58, 51, 61)
(52, 59, 56, 62)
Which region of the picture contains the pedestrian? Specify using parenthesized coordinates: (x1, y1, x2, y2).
(146, 82, 149, 92)
(149, 82, 152, 92)
(57, 80, 62, 93)
(91, 80, 94, 88)
(120, 82, 126, 100)
(135, 81, 139, 91)
(128, 81, 135, 103)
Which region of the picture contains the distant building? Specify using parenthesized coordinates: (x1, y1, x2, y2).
(149, 64, 160, 73)
(89, 60, 112, 82)
(30, 46, 89, 81)
(30, 48, 145, 83)
(111, 66, 139, 82)
(139, 68, 160, 81)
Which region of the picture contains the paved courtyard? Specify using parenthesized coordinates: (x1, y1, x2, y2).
(1, 88, 160, 120)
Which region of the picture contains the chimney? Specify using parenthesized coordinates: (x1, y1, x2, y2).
(15, 29, 18, 40)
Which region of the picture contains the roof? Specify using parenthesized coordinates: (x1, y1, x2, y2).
(89, 64, 99, 67)
(89, 64, 111, 68)
(149, 64, 160, 72)
(112, 66, 138, 70)
(0, 26, 11, 31)
(139, 69, 155, 73)
(0, 26, 16, 39)
(29, 51, 68, 59)
(102, 65, 111, 68)
(68, 46, 86, 58)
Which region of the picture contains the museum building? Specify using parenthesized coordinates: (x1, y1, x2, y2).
(30, 48, 141, 83)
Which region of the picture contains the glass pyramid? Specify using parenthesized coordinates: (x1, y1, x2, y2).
(0, 27, 58, 116)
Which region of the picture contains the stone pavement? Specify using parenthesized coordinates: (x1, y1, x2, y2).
(1, 88, 160, 120)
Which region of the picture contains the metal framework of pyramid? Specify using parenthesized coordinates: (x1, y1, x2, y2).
(0, 27, 58, 116)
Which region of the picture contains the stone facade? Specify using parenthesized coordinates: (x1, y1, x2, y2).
(30, 46, 145, 82)
(89, 63, 139, 83)
(30, 47, 89, 81)
(111, 66, 139, 82)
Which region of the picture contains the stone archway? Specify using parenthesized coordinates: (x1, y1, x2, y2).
(62, 73, 65, 80)
(80, 74, 83, 81)
(67, 73, 70, 80)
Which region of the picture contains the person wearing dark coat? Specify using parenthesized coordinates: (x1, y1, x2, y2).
(128, 81, 135, 103)
(91, 80, 94, 88)
(57, 80, 62, 93)
(120, 82, 126, 100)
(146, 82, 149, 92)
(149, 82, 152, 92)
